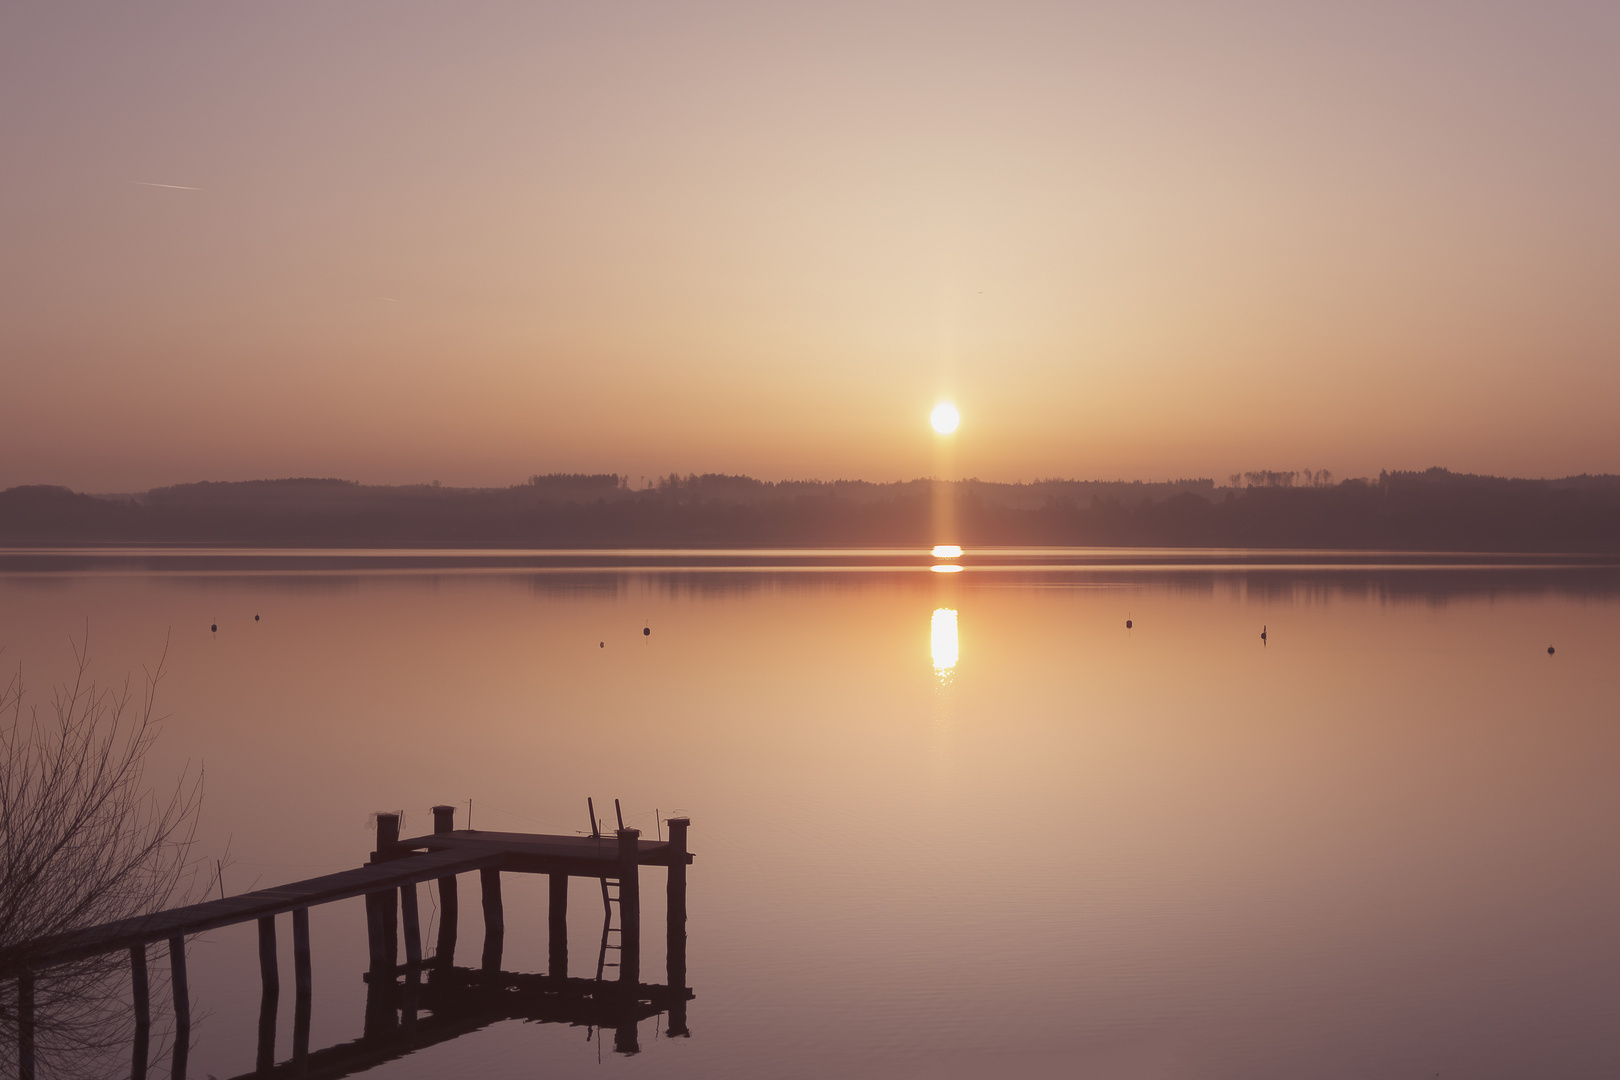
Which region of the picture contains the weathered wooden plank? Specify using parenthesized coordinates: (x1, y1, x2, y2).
(397, 830, 693, 866)
(0, 847, 501, 976)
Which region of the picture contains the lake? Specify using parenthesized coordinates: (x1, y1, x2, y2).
(3, 548, 1619, 1079)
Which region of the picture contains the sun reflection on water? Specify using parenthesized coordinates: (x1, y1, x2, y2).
(931, 608, 959, 675)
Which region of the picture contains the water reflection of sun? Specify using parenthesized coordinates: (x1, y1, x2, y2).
(931, 608, 959, 678)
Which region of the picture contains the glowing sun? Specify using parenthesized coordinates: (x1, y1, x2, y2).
(930, 403, 960, 434)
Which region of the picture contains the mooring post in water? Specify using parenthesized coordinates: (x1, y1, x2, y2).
(365, 892, 385, 976)
(401, 883, 422, 968)
(131, 945, 150, 1078)
(168, 937, 189, 1080)
(256, 916, 279, 1074)
(616, 828, 641, 990)
(549, 872, 569, 977)
(292, 906, 311, 1074)
(372, 814, 401, 974)
(480, 868, 504, 976)
(430, 805, 458, 974)
(666, 817, 690, 1037)
(17, 970, 35, 1080)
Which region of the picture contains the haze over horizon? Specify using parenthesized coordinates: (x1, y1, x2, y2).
(4, 1, 1618, 493)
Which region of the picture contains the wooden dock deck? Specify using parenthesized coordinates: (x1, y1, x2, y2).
(2, 805, 693, 1079)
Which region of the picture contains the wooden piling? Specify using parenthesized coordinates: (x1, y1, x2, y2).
(291, 907, 311, 1075)
(616, 829, 640, 989)
(364, 892, 385, 975)
(431, 806, 457, 972)
(374, 812, 401, 858)
(665, 817, 690, 1036)
(168, 937, 189, 1080)
(256, 916, 278, 1074)
(131, 945, 150, 1079)
(372, 814, 401, 976)
(401, 884, 422, 968)
(17, 971, 35, 1080)
(479, 869, 504, 976)
(548, 873, 568, 978)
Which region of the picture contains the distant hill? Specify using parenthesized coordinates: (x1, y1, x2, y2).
(3, 470, 1619, 550)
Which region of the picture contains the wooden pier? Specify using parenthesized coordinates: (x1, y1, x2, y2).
(0, 806, 693, 1079)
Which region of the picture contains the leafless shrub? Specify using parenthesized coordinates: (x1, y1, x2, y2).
(0, 633, 201, 1077)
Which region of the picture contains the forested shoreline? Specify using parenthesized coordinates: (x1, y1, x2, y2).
(4, 469, 1620, 551)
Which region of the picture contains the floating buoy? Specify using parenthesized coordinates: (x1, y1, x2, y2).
(254, 614, 260, 621)
(1548, 646, 1555, 655)
(211, 623, 217, 633)
(1260, 625, 1267, 643)
(1125, 619, 1133, 629)
(643, 626, 651, 637)
(599, 641, 605, 648)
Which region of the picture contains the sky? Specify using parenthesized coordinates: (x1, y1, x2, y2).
(2, 0, 1618, 491)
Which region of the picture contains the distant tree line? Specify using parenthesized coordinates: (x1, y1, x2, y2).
(3, 469, 1620, 550)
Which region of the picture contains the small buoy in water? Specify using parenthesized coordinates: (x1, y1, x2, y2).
(1548, 646, 1555, 655)
(254, 614, 260, 621)
(643, 626, 651, 637)
(1260, 625, 1267, 643)
(211, 623, 217, 633)
(1125, 619, 1133, 629)
(599, 641, 605, 648)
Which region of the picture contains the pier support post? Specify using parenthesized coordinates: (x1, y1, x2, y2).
(256, 916, 279, 1074)
(168, 937, 189, 1080)
(291, 907, 311, 1076)
(665, 817, 690, 1037)
(480, 869, 505, 976)
(616, 828, 641, 990)
(131, 945, 150, 1079)
(371, 813, 400, 975)
(431, 806, 457, 975)
(400, 880, 422, 1036)
(548, 873, 568, 978)
(17, 971, 35, 1080)
(400, 884, 422, 968)
(365, 893, 386, 976)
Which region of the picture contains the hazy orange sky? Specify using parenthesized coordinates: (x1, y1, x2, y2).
(3, 1, 1617, 491)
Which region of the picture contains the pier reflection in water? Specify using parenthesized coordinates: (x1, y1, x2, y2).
(3, 807, 693, 1079)
(251, 810, 694, 1077)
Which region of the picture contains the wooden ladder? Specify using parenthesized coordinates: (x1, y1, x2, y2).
(595, 876, 622, 980)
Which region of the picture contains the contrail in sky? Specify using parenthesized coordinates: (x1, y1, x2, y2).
(132, 181, 201, 190)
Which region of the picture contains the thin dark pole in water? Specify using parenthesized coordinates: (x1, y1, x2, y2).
(168, 937, 189, 1080)
(292, 907, 311, 1077)
(480, 868, 504, 977)
(666, 817, 690, 1038)
(616, 828, 641, 989)
(401, 884, 422, 967)
(549, 873, 569, 978)
(131, 945, 150, 1080)
(431, 806, 458, 974)
(256, 917, 278, 1074)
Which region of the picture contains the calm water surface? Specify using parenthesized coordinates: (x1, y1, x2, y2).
(3, 549, 1619, 1079)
